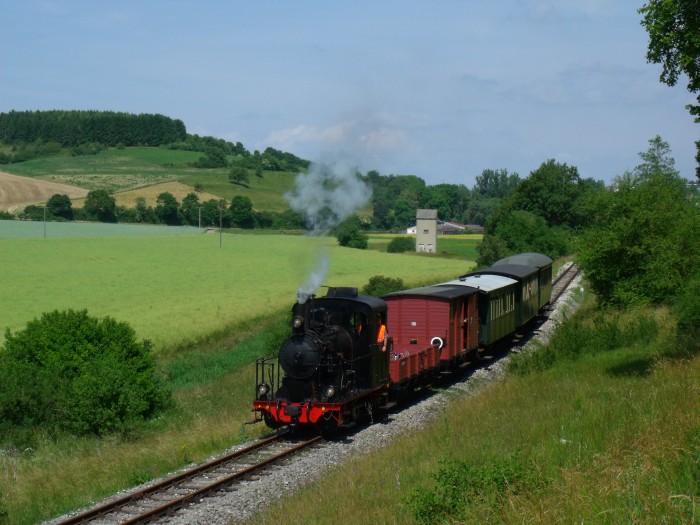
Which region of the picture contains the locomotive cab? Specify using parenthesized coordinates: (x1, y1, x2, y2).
(253, 287, 390, 433)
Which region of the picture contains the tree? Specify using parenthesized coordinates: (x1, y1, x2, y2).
(475, 234, 509, 268)
(499, 159, 602, 230)
(474, 169, 520, 198)
(0, 309, 171, 439)
(577, 137, 700, 306)
(83, 189, 117, 223)
(46, 193, 73, 220)
(630, 134, 679, 181)
(155, 192, 181, 225)
(335, 216, 368, 249)
(180, 192, 201, 226)
(372, 198, 393, 230)
(229, 166, 250, 186)
(491, 210, 570, 259)
(134, 197, 156, 224)
(639, 0, 700, 178)
(229, 195, 254, 228)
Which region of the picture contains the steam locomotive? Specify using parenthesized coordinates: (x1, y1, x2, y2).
(252, 253, 553, 435)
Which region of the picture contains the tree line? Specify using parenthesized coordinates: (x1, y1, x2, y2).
(0, 110, 186, 149)
(0, 110, 310, 174)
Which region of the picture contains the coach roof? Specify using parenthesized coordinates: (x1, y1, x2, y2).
(462, 263, 539, 280)
(440, 274, 518, 292)
(493, 252, 553, 268)
(384, 284, 478, 300)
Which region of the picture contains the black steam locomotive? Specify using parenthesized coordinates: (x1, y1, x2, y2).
(253, 287, 392, 435)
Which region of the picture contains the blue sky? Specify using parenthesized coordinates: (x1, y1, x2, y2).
(1, 1, 697, 187)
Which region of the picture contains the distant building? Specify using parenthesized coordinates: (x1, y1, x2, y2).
(406, 220, 484, 235)
(415, 209, 437, 253)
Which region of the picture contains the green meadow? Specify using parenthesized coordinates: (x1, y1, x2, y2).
(0, 227, 472, 350)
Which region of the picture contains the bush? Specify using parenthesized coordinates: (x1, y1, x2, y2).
(409, 455, 544, 524)
(335, 222, 368, 249)
(673, 274, 700, 356)
(387, 236, 415, 253)
(362, 275, 405, 297)
(0, 310, 171, 441)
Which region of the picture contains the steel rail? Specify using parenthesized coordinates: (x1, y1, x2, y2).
(55, 432, 322, 525)
(550, 263, 581, 304)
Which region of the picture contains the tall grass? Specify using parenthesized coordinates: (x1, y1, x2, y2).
(247, 303, 698, 524)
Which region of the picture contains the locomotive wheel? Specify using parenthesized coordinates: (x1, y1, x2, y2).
(316, 412, 341, 438)
(264, 412, 283, 430)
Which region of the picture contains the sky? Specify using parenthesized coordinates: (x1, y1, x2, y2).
(1, 1, 697, 187)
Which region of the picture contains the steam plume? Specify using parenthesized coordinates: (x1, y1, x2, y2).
(286, 160, 372, 303)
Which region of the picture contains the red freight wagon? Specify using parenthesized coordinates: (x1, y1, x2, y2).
(383, 284, 479, 391)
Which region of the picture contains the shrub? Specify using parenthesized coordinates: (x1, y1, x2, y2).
(0, 309, 171, 441)
(509, 307, 660, 375)
(387, 236, 415, 253)
(409, 455, 544, 524)
(335, 223, 368, 249)
(673, 274, 700, 356)
(362, 275, 405, 297)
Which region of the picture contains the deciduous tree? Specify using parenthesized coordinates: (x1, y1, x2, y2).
(577, 136, 699, 306)
(84, 189, 117, 223)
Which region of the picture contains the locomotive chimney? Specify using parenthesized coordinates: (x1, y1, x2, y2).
(291, 300, 309, 334)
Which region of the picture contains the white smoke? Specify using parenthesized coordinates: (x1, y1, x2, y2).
(286, 160, 372, 235)
(286, 159, 372, 303)
(295, 255, 329, 304)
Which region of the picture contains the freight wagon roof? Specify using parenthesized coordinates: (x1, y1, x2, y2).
(463, 263, 539, 280)
(383, 284, 478, 300)
(493, 252, 553, 268)
(440, 274, 517, 292)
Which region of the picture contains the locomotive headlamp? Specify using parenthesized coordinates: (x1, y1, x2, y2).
(325, 385, 336, 399)
(292, 316, 304, 331)
(257, 383, 270, 398)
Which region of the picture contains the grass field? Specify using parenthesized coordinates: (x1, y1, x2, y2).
(0, 230, 472, 349)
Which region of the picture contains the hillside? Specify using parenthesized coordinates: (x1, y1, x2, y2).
(0, 171, 89, 212)
(0, 147, 300, 213)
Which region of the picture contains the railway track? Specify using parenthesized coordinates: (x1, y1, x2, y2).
(54, 432, 323, 525)
(54, 262, 581, 525)
(551, 262, 581, 304)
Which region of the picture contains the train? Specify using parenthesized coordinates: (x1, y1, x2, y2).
(252, 252, 553, 435)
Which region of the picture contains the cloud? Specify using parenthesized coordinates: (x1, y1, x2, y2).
(267, 118, 411, 160)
